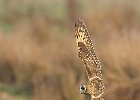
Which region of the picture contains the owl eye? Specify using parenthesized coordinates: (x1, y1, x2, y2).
(80, 84, 86, 92)
(81, 85, 85, 90)
(80, 84, 87, 94)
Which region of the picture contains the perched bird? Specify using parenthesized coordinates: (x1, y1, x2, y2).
(74, 18, 105, 100)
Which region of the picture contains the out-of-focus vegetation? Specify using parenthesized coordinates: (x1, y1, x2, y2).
(0, 0, 140, 100)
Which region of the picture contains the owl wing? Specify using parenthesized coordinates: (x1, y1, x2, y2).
(74, 18, 102, 80)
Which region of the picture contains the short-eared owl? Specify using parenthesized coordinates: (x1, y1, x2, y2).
(74, 18, 105, 99)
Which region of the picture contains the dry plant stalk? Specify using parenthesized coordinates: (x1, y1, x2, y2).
(74, 18, 105, 100)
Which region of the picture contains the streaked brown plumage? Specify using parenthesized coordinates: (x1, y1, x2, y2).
(74, 18, 105, 99)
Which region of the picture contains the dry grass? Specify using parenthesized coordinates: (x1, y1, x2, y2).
(0, 0, 140, 100)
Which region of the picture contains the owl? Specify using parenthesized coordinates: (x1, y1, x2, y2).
(74, 18, 105, 99)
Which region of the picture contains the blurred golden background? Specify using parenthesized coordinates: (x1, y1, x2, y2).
(0, 0, 140, 100)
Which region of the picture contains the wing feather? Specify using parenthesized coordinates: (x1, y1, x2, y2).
(75, 18, 102, 79)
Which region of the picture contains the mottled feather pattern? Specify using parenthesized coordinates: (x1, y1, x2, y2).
(74, 18, 105, 99)
(75, 19, 93, 52)
(87, 77, 104, 98)
(83, 47, 102, 78)
(75, 18, 102, 79)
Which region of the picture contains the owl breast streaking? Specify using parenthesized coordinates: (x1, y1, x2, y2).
(74, 18, 105, 99)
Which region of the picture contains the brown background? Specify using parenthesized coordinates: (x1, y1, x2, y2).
(0, 0, 140, 100)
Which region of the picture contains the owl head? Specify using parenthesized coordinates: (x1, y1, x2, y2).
(80, 77, 105, 98)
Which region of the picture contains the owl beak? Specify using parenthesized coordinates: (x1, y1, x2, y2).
(80, 84, 86, 94)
